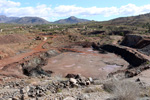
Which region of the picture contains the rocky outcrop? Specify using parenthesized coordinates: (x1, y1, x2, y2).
(121, 34, 143, 47)
(121, 34, 150, 49)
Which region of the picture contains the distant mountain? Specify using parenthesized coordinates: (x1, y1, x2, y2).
(53, 16, 90, 24)
(0, 15, 18, 23)
(109, 13, 150, 25)
(7, 17, 50, 24)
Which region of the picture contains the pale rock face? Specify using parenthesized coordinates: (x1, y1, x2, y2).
(0, 29, 3, 32)
(20, 86, 30, 94)
(69, 78, 77, 84)
(88, 77, 93, 82)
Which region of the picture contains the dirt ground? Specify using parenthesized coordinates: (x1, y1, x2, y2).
(0, 34, 41, 59)
(43, 46, 129, 79)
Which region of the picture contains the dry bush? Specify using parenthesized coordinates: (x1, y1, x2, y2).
(104, 79, 140, 100)
(84, 86, 104, 93)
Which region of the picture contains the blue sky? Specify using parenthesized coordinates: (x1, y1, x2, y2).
(1, 0, 150, 21)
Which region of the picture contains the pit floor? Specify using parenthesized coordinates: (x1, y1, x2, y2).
(43, 47, 129, 79)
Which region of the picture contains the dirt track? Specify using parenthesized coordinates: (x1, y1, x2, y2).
(0, 35, 53, 69)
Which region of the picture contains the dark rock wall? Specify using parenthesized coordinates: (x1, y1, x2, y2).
(99, 45, 148, 67)
(121, 34, 142, 47)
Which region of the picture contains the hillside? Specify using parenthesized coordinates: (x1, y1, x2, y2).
(7, 17, 50, 24)
(1, 13, 150, 25)
(109, 13, 150, 26)
(53, 16, 90, 24)
(0, 15, 18, 23)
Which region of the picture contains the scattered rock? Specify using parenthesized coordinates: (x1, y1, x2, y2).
(135, 78, 140, 82)
(77, 94, 90, 100)
(88, 77, 93, 83)
(64, 97, 76, 100)
(20, 86, 30, 94)
(86, 81, 91, 85)
(69, 78, 77, 85)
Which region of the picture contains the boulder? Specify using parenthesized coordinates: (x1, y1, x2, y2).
(20, 86, 30, 94)
(69, 78, 77, 84)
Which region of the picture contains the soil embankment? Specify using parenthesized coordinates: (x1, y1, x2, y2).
(0, 34, 30, 44)
(93, 44, 149, 67)
(121, 34, 150, 48)
(121, 34, 150, 56)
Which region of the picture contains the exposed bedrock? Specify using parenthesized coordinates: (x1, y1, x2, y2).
(92, 44, 149, 67)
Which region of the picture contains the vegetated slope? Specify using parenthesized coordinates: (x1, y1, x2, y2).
(7, 17, 50, 24)
(109, 13, 150, 25)
(0, 15, 18, 23)
(53, 16, 90, 24)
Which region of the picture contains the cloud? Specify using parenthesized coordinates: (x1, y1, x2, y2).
(0, 0, 150, 20)
(53, 4, 150, 17)
(54, 5, 119, 17)
(3, 4, 52, 20)
(0, 0, 20, 8)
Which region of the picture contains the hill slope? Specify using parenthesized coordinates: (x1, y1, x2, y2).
(0, 15, 18, 23)
(109, 13, 150, 25)
(54, 16, 90, 24)
(7, 17, 50, 24)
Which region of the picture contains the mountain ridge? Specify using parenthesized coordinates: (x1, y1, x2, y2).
(53, 16, 90, 24)
(1, 13, 150, 25)
(6, 17, 50, 24)
(0, 15, 91, 24)
(0, 15, 18, 23)
(109, 13, 150, 25)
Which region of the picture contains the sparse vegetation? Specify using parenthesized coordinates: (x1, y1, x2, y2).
(1, 12, 150, 100)
(83, 86, 104, 93)
(104, 79, 140, 100)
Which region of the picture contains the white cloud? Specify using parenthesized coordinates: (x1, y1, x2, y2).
(0, 0, 20, 8)
(53, 5, 118, 17)
(0, 0, 150, 20)
(3, 4, 52, 20)
(53, 4, 150, 17)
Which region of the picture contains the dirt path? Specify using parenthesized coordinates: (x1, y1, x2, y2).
(0, 35, 52, 69)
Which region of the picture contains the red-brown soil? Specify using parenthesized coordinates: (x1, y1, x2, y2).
(43, 47, 129, 79)
(0, 35, 53, 78)
(0, 34, 30, 44)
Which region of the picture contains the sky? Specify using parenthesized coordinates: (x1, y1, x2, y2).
(0, 0, 150, 21)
